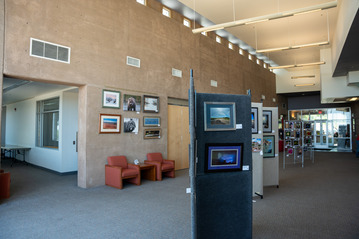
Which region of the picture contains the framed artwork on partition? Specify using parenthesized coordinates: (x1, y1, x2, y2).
(263, 110, 272, 133)
(143, 95, 159, 113)
(99, 114, 121, 134)
(263, 135, 275, 158)
(251, 107, 258, 134)
(123, 94, 141, 112)
(144, 128, 161, 139)
(287, 147, 293, 155)
(204, 102, 236, 131)
(143, 116, 160, 127)
(102, 89, 120, 108)
(252, 138, 262, 152)
(205, 143, 243, 173)
(124, 118, 139, 134)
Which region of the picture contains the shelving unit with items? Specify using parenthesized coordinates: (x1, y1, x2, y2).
(283, 120, 303, 168)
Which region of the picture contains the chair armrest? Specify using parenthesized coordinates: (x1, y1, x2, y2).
(105, 164, 123, 174)
(163, 159, 175, 167)
(144, 160, 162, 167)
(128, 163, 140, 172)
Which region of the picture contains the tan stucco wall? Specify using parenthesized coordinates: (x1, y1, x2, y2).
(2, 0, 277, 187)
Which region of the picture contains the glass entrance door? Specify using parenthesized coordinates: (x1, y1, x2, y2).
(314, 120, 329, 148)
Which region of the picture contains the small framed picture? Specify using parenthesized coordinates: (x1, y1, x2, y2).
(252, 138, 262, 152)
(204, 102, 236, 131)
(205, 143, 243, 173)
(99, 114, 121, 134)
(102, 89, 120, 108)
(123, 94, 141, 112)
(143, 95, 159, 113)
(143, 116, 161, 127)
(144, 128, 161, 139)
(263, 135, 275, 158)
(124, 118, 139, 134)
(263, 110, 272, 133)
(251, 107, 258, 134)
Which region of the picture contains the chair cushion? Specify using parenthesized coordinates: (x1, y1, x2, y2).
(122, 168, 138, 177)
(108, 156, 128, 168)
(162, 163, 174, 170)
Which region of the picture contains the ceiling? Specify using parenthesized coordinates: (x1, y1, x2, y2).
(160, 0, 342, 69)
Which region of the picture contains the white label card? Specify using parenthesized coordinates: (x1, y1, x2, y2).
(243, 165, 249, 171)
(236, 124, 243, 129)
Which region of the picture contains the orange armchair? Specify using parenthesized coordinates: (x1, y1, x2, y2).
(145, 153, 175, 181)
(105, 156, 140, 189)
(0, 169, 10, 199)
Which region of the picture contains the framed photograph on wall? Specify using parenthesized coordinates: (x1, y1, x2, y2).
(123, 94, 141, 112)
(143, 95, 159, 113)
(251, 107, 258, 134)
(205, 143, 243, 173)
(252, 138, 262, 152)
(102, 89, 120, 108)
(144, 128, 161, 139)
(124, 118, 139, 134)
(263, 135, 275, 158)
(99, 114, 121, 134)
(204, 102, 236, 131)
(263, 110, 272, 133)
(143, 116, 160, 127)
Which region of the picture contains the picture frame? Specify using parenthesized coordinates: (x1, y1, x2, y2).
(263, 135, 275, 158)
(123, 118, 139, 134)
(205, 143, 243, 173)
(123, 94, 141, 112)
(251, 107, 258, 134)
(102, 89, 120, 108)
(143, 116, 160, 127)
(263, 110, 272, 133)
(204, 102, 236, 131)
(144, 128, 161, 139)
(252, 138, 262, 152)
(99, 114, 121, 134)
(143, 95, 159, 113)
(287, 147, 293, 155)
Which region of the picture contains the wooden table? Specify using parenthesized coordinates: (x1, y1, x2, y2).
(139, 164, 156, 181)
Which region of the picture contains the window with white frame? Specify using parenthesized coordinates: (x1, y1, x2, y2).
(183, 18, 191, 28)
(136, 0, 146, 5)
(216, 35, 221, 44)
(36, 97, 60, 149)
(162, 7, 171, 18)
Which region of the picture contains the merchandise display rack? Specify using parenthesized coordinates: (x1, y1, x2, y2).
(283, 120, 314, 168)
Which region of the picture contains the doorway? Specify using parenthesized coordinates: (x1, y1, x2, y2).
(314, 120, 329, 148)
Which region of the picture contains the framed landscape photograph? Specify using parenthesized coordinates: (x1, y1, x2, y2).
(263, 135, 275, 158)
(143, 116, 160, 127)
(252, 138, 262, 152)
(143, 95, 159, 113)
(205, 143, 243, 173)
(204, 102, 236, 131)
(144, 128, 161, 139)
(124, 118, 139, 134)
(99, 114, 121, 134)
(102, 89, 120, 108)
(123, 94, 141, 112)
(251, 107, 258, 134)
(263, 110, 272, 133)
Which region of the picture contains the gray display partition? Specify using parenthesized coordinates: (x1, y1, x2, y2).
(195, 93, 252, 239)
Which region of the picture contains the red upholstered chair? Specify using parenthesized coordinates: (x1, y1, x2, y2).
(145, 153, 175, 181)
(0, 169, 11, 199)
(105, 156, 140, 189)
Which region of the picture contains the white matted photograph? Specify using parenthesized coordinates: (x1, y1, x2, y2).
(124, 118, 139, 133)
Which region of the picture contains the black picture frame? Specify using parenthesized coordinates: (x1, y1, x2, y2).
(263, 135, 275, 158)
(205, 143, 243, 173)
(251, 107, 258, 134)
(263, 110, 272, 133)
(204, 102, 236, 131)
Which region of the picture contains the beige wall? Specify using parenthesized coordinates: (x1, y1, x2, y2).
(1, 0, 277, 187)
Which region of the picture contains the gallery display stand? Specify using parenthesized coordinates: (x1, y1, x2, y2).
(262, 107, 279, 188)
(193, 92, 252, 239)
(251, 102, 263, 198)
(283, 120, 314, 168)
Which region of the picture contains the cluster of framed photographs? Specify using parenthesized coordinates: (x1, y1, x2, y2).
(251, 108, 273, 134)
(100, 89, 161, 139)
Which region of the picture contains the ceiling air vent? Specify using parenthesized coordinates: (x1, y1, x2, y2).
(172, 68, 182, 78)
(30, 38, 70, 63)
(126, 56, 140, 68)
